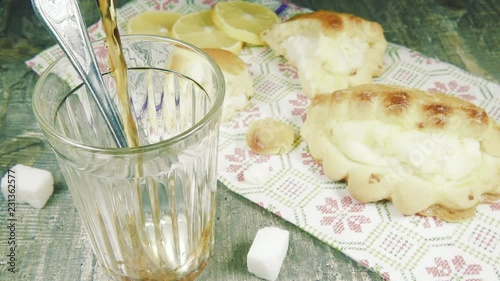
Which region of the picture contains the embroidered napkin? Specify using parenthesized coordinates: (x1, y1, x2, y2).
(26, 0, 500, 280)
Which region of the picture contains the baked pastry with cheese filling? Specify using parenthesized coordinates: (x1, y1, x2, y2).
(166, 47, 253, 122)
(301, 84, 500, 221)
(203, 48, 254, 122)
(261, 10, 387, 98)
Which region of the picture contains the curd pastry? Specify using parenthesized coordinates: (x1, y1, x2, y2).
(166, 47, 253, 122)
(301, 84, 500, 221)
(203, 48, 254, 122)
(261, 10, 387, 98)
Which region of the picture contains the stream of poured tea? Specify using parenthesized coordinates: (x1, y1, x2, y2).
(93, 1, 214, 280)
(96, 0, 139, 148)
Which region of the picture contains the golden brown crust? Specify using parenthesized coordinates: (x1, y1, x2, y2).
(261, 10, 386, 58)
(287, 10, 378, 37)
(201, 48, 253, 122)
(419, 193, 500, 222)
(166, 47, 253, 122)
(289, 10, 346, 31)
(419, 204, 476, 222)
(309, 84, 499, 154)
(202, 48, 248, 75)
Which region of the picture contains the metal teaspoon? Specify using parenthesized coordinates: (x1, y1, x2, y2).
(32, 0, 128, 148)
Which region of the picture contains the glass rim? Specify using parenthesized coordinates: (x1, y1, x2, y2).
(32, 35, 225, 155)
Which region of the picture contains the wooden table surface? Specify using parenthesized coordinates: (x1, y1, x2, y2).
(0, 0, 498, 280)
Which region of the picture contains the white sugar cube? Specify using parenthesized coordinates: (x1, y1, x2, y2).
(247, 227, 290, 281)
(1, 164, 54, 209)
(244, 163, 272, 185)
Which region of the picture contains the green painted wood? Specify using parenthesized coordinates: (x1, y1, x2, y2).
(0, 0, 497, 280)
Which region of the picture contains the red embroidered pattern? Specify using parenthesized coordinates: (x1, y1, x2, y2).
(316, 197, 370, 234)
(289, 94, 309, 122)
(425, 256, 482, 280)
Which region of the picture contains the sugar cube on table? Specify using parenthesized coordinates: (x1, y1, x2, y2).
(1, 164, 54, 209)
(243, 163, 272, 185)
(247, 227, 290, 281)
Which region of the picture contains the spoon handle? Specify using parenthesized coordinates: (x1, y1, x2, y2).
(32, 0, 127, 148)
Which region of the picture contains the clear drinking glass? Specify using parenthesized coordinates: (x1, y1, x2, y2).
(32, 35, 225, 280)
